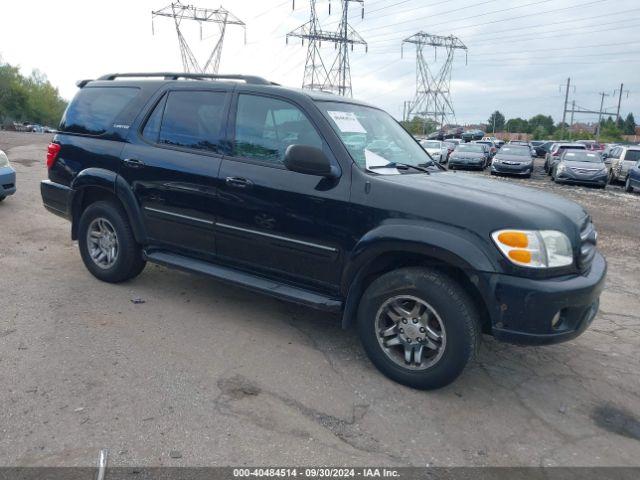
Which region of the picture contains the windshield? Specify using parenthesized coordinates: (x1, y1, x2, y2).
(562, 151, 602, 163)
(422, 141, 441, 149)
(455, 144, 484, 153)
(317, 101, 433, 170)
(498, 146, 530, 156)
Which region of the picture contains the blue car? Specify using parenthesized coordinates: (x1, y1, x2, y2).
(625, 160, 640, 193)
(0, 150, 16, 202)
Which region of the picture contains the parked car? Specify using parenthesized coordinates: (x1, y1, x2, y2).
(442, 141, 456, 162)
(625, 159, 640, 193)
(531, 140, 553, 158)
(551, 150, 608, 188)
(474, 140, 498, 159)
(577, 140, 604, 151)
(461, 129, 485, 142)
(544, 143, 586, 175)
(0, 150, 16, 201)
(448, 143, 489, 170)
(490, 145, 534, 177)
(601, 143, 618, 164)
(40, 72, 606, 390)
(607, 145, 640, 184)
(419, 139, 447, 163)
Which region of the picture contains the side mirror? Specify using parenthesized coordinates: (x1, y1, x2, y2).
(284, 144, 334, 177)
(602, 152, 608, 158)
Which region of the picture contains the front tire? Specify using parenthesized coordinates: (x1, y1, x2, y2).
(78, 200, 146, 283)
(357, 267, 480, 390)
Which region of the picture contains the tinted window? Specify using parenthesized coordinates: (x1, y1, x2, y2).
(624, 150, 640, 162)
(234, 95, 323, 164)
(142, 95, 166, 143)
(159, 91, 226, 152)
(60, 87, 139, 135)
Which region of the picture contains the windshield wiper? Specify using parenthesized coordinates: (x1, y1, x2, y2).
(368, 162, 431, 174)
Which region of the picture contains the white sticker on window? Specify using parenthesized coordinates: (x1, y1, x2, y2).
(364, 149, 399, 174)
(327, 111, 367, 134)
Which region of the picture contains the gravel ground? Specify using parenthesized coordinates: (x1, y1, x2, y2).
(1, 131, 639, 467)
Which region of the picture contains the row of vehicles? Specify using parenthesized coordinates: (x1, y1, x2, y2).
(419, 137, 534, 177)
(420, 137, 640, 191)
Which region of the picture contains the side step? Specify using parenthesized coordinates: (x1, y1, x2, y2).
(144, 250, 343, 313)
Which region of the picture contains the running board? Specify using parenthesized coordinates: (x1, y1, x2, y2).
(144, 250, 343, 313)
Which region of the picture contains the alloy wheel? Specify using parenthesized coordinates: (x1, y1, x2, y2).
(375, 295, 446, 370)
(86, 217, 119, 269)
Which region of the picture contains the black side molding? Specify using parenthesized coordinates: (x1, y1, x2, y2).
(144, 250, 343, 313)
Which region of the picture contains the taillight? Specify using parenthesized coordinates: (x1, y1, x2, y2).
(46, 143, 61, 168)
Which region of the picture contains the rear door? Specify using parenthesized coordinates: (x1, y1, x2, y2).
(120, 88, 230, 258)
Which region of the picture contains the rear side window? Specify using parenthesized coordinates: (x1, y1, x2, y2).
(624, 150, 640, 162)
(233, 94, 323, 165)
(60, 87, 139, 135)
(158, 91, 226, 152)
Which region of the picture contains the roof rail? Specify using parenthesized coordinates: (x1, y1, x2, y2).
(96, 72, 273, 85)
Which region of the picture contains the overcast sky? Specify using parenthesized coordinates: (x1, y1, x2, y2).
(1, 0, 638, 124)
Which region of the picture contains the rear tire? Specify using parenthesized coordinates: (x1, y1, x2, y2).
(0, 196, 5, 202)
(78, 200, 146, 283)
(357, 267, 480, 390)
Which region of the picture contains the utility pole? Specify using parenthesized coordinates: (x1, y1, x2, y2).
(561, 77, 571, 129)
(596, 91, 609, 142)
(613, 83, 629, 123)
(569, 100, 575, 140)
(151, 1, 246, 75)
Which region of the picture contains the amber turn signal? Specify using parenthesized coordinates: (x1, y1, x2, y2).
(497, 231, 528, 248)
(508, 249, 532, 264)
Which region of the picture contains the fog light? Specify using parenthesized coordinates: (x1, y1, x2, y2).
(551, 311, 562, 329)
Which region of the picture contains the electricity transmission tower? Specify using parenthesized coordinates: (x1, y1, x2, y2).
(287, 0, 367, 96)
(152, 1, 246, 74)
(401, 32, 467, 128)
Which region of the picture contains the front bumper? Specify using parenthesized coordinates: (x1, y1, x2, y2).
(491, 162, 532, 175)
(480, 252, 607, 345)
(0, 165, 17, 197)
(41, 180, 73, 219)
(556, 170, 608, 186)
(449, 158, 484, 169)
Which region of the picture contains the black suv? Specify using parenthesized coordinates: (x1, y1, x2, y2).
(41, 73, 606, 389)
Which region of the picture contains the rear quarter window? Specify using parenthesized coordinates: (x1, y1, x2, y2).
(60, 86, 139, 135)
(624, 150, 640, 162)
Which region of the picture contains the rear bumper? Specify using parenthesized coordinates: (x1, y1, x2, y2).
(481, 252, 607, 345)
(0, 166, 16, 197)
(41, 180, 72, 219)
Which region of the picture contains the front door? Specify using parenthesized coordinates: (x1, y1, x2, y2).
(120, 88, 230, 258)
(215, 92, 351, 292)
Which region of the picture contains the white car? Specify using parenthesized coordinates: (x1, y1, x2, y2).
(419, 140, 446, 163)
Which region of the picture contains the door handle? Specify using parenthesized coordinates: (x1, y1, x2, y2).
(225, 176, 253, 188)
(123, 158, 145, 168)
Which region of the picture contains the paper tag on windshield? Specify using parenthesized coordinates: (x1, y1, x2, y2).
(364, 149, 399, 174)
(327, 111, 367, 133)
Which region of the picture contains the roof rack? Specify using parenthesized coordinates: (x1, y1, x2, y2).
(96, 72, 273, 85)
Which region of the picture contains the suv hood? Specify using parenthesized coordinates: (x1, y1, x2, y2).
(375, 171, 588, 237)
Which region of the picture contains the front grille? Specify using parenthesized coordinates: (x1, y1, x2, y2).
(578, 218, 597, 271)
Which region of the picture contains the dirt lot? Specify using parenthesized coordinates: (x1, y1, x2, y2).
(1, 131, 639, 467)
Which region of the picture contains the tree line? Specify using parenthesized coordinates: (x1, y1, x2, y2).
(487, 110, 636, 141)
(0, 58, 68, 128)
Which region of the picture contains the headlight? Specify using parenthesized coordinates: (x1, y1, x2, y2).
(491, 229, 573, 268)
(0, 151, 9, 168)
(557, 164, 566, 173)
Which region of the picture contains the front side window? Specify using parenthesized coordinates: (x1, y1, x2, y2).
(317, 101, 432, 171)
(158, 91, 226, 152)
(233, 94, 323, 165)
